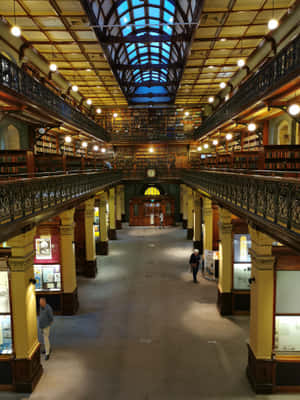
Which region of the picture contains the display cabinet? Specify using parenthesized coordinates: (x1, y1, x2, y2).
(0, 264, 12, 355)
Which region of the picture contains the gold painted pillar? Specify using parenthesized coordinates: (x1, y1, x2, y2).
(60, 208, 79, 313)
(116, 185, 122, 229)
(203, 197, 213, 251)
(108, 187, 117, 240)
(246, 225, 275, 394)
(217, 208, 233, 315)
(97, 191, 109, 255)
(186, 186, 194, 240)
(7, 227, 43, 392)
(181, 184, 188, 229)
(84, 198, 97, 277)
(193, 191, 203, 253)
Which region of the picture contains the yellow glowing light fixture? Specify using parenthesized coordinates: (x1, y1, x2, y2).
(288, 104, 300, 116)
(82, 141, 88, 148)
(93, 145, 99, 151)
(185, 111, 189, 116)
(248, 122, 257, 132)
(49, 63, 57, 72)
(101, 148, 106, 153)
(226, 133, 233, 141)
(149, 147, 154, 153)
(213, 139, 218, 146)
(220, 82, 226, 89)
(197, 146, 202, 151)
(87, 99, 92, 105)
(11, 25, 21, 37)
(237, 59, 245, 68)
(208, 96, 214, 103)
(65, 135, 72, 143)
(268, 18, 278, 30)
(225, 94, 229, 101)
(113, 112, 118, 118)
(204, 143, 209, 149)
(71, 85, 78, 92)
(96, 108, 102, 114)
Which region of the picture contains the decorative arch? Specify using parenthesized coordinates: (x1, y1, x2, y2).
(3, 124, 20, 150)
(277, 120, 291, 145)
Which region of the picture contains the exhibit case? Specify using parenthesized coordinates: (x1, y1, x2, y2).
(94, 207, 100, 241)
(0, 259, 13, 355)
(233, 234, 251, 290)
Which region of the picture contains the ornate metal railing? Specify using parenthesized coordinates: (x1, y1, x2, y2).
(195, 34, 300, 138)
(182, 169, 300, 247)
(111, 132, 194, 143)
(0, 170, 121, 238)
(0, 54, 109, 141)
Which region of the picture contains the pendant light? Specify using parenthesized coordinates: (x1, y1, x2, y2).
(268, 0, 279, 30)
(10, 0, 21, 37)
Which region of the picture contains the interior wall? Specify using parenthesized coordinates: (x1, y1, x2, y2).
(268, 114, 297, 145)
(124, 182, 180, 222)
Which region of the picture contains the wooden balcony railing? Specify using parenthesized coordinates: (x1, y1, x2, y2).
(182, 169, 300, 249)
(195, 34, 300, 139)
(0, 54, 110, 142)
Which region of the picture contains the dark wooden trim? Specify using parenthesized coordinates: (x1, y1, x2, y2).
(116, 220, 122, 230)
(83, 259, 97, 278)
(13, 345, 43, 393)
(187, 228, 193, 240)
(108, 229, 117, 240)
(232, 291, 250, 314)
(246, 344, 275, 394)
(96, 240, 109, 255)
(62, 288, 79, 315)
(182, 219, 187, 229)
(217, 288, 233, 316)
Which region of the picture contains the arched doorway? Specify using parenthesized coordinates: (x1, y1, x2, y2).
(3, 124, 21, 149)
(277, 120, 291, 145)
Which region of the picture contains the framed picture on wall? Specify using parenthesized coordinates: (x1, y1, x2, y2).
(35, 237, 52, 260)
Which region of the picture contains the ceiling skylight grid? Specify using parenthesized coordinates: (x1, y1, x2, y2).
(82, 0, 203, 105)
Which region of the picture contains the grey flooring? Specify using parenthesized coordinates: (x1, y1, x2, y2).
(1, 226, 298, 399)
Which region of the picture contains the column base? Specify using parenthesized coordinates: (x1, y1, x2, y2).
(217, 288, 233, 316)
(193, 240, 203, 254)
(108, 228, 117, 240)
(122, 214, 126, 223)
(179, 213, 183, 222)
(96, 241, 109, 255)
(116, 220, 122, 230)
(62, 288, 79, 315)
(187, 228, 193, 240)
(246, 344, 274, 394)
(84, 259, 97, 278)
(182, 219, 187, 229)
(13, 345, 43, 393)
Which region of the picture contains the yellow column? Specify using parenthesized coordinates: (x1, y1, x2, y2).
(193, 191, 203, 252)
(60, 208, 79, 313)
(109, 187, 117, 240)
(247, 225, 275, 393)
(116, 185, 122, 229)
(186, 186, 194, 240)
(203, 197, 213, 251)
(84, 198, 97, 277)
(218, 208, 233, 315)
(7, 227, 43, 391)
(98, 191, 109, 255)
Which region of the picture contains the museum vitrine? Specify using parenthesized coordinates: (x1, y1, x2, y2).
(0, 259, 12, 355)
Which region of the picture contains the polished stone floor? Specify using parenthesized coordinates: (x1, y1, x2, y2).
(2, 226, 299, 399)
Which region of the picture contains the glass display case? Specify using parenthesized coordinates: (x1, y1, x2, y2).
(0, 260, 13, 355)
(94, 207, 100, 240)
(34, 264, 61, 291)
(275, 316, 300, 353)
(233, 234, 252, 290)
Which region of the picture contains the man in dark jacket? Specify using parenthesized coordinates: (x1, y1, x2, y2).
(189, 249, 201, 283)
(39, 297, 53, 360)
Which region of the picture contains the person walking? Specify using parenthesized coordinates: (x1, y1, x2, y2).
(189, 249, 201, 283)
(39, 297, 53, 360)
(159, 211, 164, 229)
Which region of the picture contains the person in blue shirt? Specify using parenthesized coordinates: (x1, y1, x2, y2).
(39, 297, 53, 360)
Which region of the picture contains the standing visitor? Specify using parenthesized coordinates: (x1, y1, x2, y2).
(39, 297, 54, 360)
(189, 249, 201, 283)
(159, 211, 164, 228)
